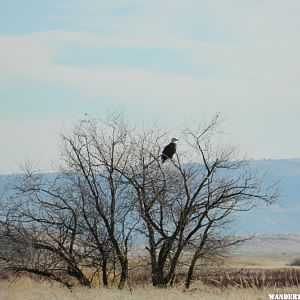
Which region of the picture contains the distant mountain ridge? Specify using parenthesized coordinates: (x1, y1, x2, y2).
(238, 158, 300, 233)
(1, 158, 300, 233)
(233, 233, 300, 256)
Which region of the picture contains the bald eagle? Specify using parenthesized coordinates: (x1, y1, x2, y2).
(161, 138, 178, 163)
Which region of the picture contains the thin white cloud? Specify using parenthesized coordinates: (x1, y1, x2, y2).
(270, 203, 300, 213)
(1, 28, 300, 159)
(1, 30, 299, 106)
(1, 0, 300, 173)
(264, 217, 279, 226)
(0, 117, 66, 174)
(0, 31, 261, 123)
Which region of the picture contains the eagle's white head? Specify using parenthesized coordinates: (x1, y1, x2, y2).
(171, 138, 178, 143)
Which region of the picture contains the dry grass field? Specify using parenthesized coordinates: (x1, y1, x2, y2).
(224, 255, 300, 269)
(0, 255, 300, 300)
(0, 278, 299, 300)
(1, 254, 299, 300)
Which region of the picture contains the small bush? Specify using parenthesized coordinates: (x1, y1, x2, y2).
(290, 257, 300, 266)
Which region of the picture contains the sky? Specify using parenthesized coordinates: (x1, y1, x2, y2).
(1, 0, 300, 174)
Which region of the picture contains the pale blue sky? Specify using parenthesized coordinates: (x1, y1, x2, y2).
(1, 0, 300, 173)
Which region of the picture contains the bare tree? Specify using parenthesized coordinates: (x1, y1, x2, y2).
(115, 115, 277, 287)
(1, 113, 277, 289)
(0, 171, 91, 288)
(1, 113, 139, 289)
(59, 113, 140, 289)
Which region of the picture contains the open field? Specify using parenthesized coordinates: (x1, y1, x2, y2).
(1, 254, 300, 300)
(224, 255, 300, 269)
(0, 277, 300, 300)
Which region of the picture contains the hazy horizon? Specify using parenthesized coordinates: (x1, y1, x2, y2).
(1, 158, 300, 233)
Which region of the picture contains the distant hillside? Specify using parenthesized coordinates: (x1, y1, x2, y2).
(236, 159, 300, 233)
(234, 233, 300, 256)
(1, 159, 300, 233)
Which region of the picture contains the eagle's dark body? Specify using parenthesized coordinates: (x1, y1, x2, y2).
(161, 141, 177, 163)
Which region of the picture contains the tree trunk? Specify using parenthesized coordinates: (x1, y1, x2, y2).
(67, 266, 91, 287)
(164, 244, 183, 286)
(118, 257, 128, 289)
(102, 257, 109, 287)
(151, 267, 166, 287)
(185, 255, 197, 289)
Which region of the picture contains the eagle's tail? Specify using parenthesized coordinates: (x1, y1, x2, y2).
(161, 154, 168, 163)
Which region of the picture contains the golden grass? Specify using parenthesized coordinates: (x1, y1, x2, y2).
(0, 278, 299, 300)
(1, 255, 300, 299)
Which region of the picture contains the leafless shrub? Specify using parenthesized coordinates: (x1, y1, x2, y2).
(1, 112, 278, 290)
